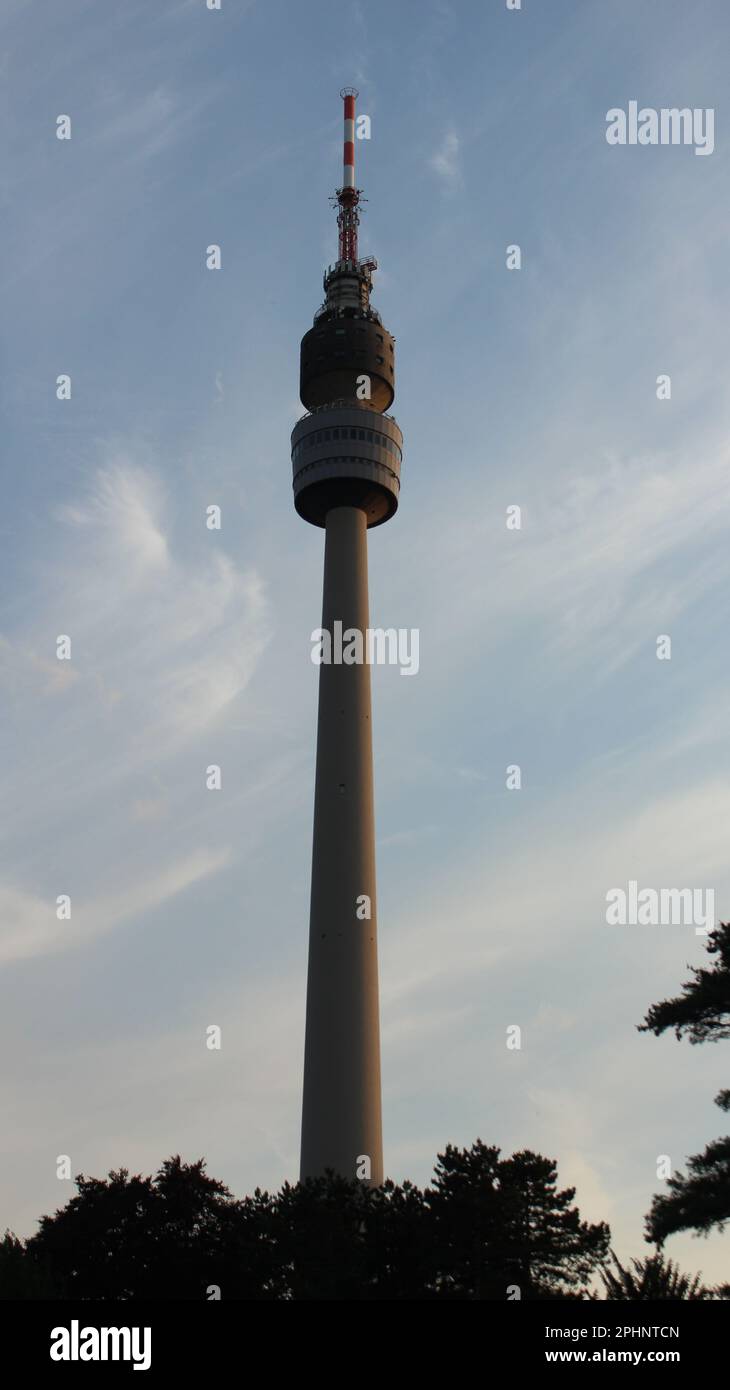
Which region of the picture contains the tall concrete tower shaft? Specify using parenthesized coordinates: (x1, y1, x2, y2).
(292, 91, 403, 1185)
(301, 505, 381, 1181)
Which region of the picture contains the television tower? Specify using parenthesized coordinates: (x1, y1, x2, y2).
(292, 90, 403, 1185)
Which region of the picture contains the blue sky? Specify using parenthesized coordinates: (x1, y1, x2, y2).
(2, 0, 729, 1285)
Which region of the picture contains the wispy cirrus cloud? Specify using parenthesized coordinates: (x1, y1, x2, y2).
(429, 129, 461, 188)
(46, 456, 271, 753)
(0, 845, 231, 966)
(0, 455, 271, 960)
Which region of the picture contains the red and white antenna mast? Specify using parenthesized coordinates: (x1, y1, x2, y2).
(337, 87, 360, 263)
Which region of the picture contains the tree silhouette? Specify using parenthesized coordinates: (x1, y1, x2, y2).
(365, 1177, 437, 1300)
(425, 1142, 609, 1299)
(640, 922, 730, 1044)
(600, 1251, 709, 1300)
(7, 1139, 610, 1300)
(639, 923, 730, 1243)
(24, 1156, 255, 1300)
(0, 1231, 58, 1298)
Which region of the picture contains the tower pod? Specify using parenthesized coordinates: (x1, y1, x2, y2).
(299, 263, 395, 414)
(291, 403, 402, 528)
